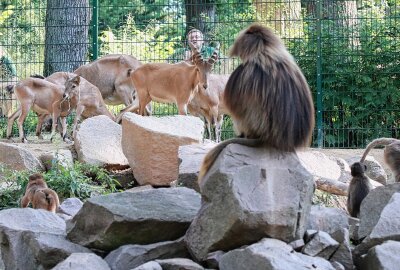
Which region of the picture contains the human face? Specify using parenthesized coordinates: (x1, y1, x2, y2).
(188, 30, 204, 50)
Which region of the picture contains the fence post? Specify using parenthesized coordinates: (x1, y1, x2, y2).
(316, 0, 323, 148)
(91, 0, 99, 60)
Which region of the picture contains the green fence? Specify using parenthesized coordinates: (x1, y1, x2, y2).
(0, 0, 399, 148)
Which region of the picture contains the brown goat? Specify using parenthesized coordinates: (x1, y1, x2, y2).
(188, 73, 229, 142)
(74, 54, 142, 107)
(122, 43, 219, 116)
(63, 75, 116, 137)
(7, 78, 71, 142)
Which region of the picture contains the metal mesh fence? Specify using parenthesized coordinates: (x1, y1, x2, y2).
(0, 0, 399, 147)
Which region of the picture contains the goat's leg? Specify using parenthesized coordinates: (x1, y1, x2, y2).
(36, 114, 49, 139)
(215, 114, 224, 143)
(7, 107, 21, 139)
(72, 105, 84, 138)
(177, 103, 188, 115)
(59, 117, 70, 142)
(138, 94, 151, 116)
(17, 102, 31, 143)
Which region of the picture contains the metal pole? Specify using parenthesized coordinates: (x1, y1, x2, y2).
(92, 0, 99, 60)
(316, 0, 323, 148)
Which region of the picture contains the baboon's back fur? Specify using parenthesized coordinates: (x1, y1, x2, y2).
(198, 24, 315, 181)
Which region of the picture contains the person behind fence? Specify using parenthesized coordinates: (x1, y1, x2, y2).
(169, 28, 221, 64)
(0, 46, 17, 84)
(0, 46, 18, 117)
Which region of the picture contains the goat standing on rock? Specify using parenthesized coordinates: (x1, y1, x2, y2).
(121, 42, 219, 116)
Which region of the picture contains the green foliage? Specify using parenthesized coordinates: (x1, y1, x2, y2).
(0, 161, 119, 210)
(288, 2, 400, 147)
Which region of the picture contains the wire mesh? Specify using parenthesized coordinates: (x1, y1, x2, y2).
(0, 0, 399, 148)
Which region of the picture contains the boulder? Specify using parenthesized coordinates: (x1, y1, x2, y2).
(74, 115, 128, 166)
(58, 198, 83, 217)
(132, 261, 162, 270)
(330, 229, 353, 270)
(105, 237, 189, 270)
(353, 193, 400, 267)
(302, 231, 339, 259)
(67, 188, 201, 251)
(177, 143, 216, 192)
(0, 142, 44, 171)
(39, 149, 74, 171)
(185, 145, 315, 261)
(358, 183, 400, 239)
(219, 238, 335, 270)
(155, 258, 204, 270)
(307, 205, 349, 234)
(121, 113, 204, 186)
(23, 232, 93, 269)
(52, 253, 110, 270)
(0, 208, 69, 269)
(359, 240, 400, 270)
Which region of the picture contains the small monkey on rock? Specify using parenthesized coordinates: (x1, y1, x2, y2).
(198, 24, 315, 182)
(361, 137, 400, 182)
(21, 173, 60, 213)
(347, 162, 373, 218)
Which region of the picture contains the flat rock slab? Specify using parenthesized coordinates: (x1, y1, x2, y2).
(67, 187, 201, 251)
(121, 113, 204, 186)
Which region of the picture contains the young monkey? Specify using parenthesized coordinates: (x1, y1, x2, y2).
(347, 162, 373, 218)
(21, 173, 60, 213)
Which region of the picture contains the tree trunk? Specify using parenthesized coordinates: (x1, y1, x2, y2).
(254, 0, 302, 37)
(44, 0, 91, 76)
(185, 0, 216, 36)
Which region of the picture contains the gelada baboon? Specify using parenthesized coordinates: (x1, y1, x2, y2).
(198, 24, 315, 182)
(347, 162, 373, 218)
(21, 173, 60, 213)
(360, 137, 400, 182)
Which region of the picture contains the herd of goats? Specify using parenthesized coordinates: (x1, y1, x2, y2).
(4, 42, 227, 143)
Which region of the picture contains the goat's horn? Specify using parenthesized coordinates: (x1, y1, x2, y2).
(208, 43, 220, 65)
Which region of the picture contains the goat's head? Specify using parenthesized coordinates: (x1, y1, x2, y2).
(64, 75, 81, 99)
(189, 42, 219, 90)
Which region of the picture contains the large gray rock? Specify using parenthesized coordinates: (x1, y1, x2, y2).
(307, 205, 349, 234)
(0, 208, 67, 270)
(359, 240, 400, 270)
(67, 188, 201, 251)
(39, 149, 74, 171)
(353, 193, 400, 267)
(74, 115, 128, 166)
(121, 113, 204, 186)
(0, 142, 44, 171)
(330, 229, 353, 270)
(52, 253, 110, 270)
(23, 232, 93, 269)
(358, 183, 400, 239)
(132, 261, 162, 270)
(155, 258, 204, 270)
(177, 143, 216, 192)
(105, 237, 189, 270)
(185, 145, 315, 261)
(302, 231, 339, 259)
(219, 238, 335, 270)
(58, 198, 83, 217)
